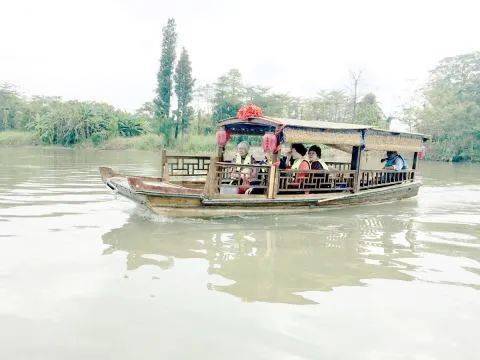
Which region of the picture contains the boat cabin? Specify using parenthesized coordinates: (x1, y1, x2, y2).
(159, 115, 428, 201)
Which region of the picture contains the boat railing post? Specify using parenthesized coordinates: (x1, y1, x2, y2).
(350, 145, 361, 193)
(412, 152, 418, 180)
(204, 156, 219, 198)
(161, 148, 169, 180)
(267, 165, 277, 199)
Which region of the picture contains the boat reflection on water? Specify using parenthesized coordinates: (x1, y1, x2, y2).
(102, 207, 419, 305)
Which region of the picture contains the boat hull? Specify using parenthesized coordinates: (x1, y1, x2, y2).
(100, 167, 420, 217)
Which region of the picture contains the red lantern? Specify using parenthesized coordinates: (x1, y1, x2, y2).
(262, 133, 278, 153)
(418, 145, 426, 160)
(216, 129, 230, 147)
(237, 104, 263, 120)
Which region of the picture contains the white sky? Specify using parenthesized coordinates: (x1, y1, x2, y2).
(1, 0, 479, 115)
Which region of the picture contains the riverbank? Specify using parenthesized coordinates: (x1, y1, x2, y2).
(0, 130, 217, 152)
(0, 131, 39, 146)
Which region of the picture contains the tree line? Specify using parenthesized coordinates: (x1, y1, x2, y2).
(0, 17, 479, 161)
(403, 52, 480, 162)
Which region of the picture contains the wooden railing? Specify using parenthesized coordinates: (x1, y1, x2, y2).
(201, 157, 417, 198)
(277, 169, 357, 193)
(215, 162, 271, 195)
(359, 169, 415, 190)
(165, 154, 211, 177)
(325, 161, 351, 171)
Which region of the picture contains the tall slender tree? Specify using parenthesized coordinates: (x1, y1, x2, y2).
(173, 48, 195, 138)
(154, 18, 177, 140)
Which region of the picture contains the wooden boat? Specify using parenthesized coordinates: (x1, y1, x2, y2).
(99, 114, 428, 217)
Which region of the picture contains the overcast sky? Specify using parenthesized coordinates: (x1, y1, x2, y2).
(1, 0, 479, 115)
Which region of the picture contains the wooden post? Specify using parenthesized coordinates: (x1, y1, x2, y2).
(217, 146, 225, 161)
(411, 152, 418, 180)
(204, 156, 219, 198)
(412, 152, 418, 170)
(351, 146, 361, 193)
(161, 148, 169, 181)
(267, 165, 277, 199)
(272, 151, 279, 164)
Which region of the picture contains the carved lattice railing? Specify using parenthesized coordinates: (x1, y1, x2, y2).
(166, 155, 211, 177)
(277, 169, 357, 193)
(325, 161, 351, 171)
(359, 170, 415, 189)
(215, 162, 271, 195)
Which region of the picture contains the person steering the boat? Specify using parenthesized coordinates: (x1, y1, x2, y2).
(382, 150, 408, 182)
(382, 151, 407, 171)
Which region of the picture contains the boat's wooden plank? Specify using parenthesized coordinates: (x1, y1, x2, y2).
(202, 194, 343, 206)
(128, 177, 204, 196)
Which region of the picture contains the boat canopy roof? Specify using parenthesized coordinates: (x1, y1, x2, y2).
(218, 116, 428, 152)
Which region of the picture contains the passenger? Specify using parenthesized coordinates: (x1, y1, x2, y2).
(279, 143, 310, 170)
(290, 143, 310, 171)
(279, 145, 294, 169)
(307, 145, 329, 170)
(289, 143, 310, 185)
(231, 141, 254, 183)
(382, 151, 407, 171)
(382, 150, 408, 182)
(244, 150, 273, 195)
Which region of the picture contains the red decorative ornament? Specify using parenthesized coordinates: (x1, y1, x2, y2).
(236, 104, 263, 120)
(216, 129, 230, 147)
(262, 133, 278, 153)
(418, 145, 426, 160)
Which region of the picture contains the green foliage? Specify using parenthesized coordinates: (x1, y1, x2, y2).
(355, 93, 386, 127)
(0, 83, 29, 130)
(212, 69, 244, 121)
(302, 91, 351, 122)
(117, 115, 147, 137)
(205, 69, 387, 129)
(0, 87, 154, 147)
(174, 48, 195, 138)
(27, 100, 116, 146)
(154, 18, 177, 119)
(413, 51, 480, 161)
(152, 116, 175, 145)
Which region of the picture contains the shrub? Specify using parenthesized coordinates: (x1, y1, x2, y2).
(118, 115, 147, 137)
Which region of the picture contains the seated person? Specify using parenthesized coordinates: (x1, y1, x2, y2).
(231, 141, 255, 184)
(290, 143, 310, 170)
(285, 143, 310, 187)
(307, 145, 329, 170)
(245, 150, 273, 195)
(381, 150, 407, 182)
(279, 146, 294, 169)
(381, 151, 407, 171)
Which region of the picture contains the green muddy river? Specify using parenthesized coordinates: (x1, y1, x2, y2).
(1, 147, 479, 359)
